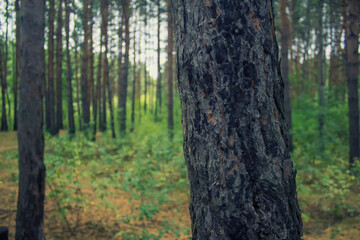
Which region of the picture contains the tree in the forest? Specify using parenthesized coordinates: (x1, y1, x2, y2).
(1, 0, 9, 132)
(56, 0, 64, 132)
(14, 0, 20, 131)
(16, 0, 46, 239)
(81, 0, 91, 132)
(172, 1, 303, 239)
(119, 0, 131, 135)
(346, 0, 359, 167)
(155, 0, 162, 119)
(65, 0, 75, 135)
(166, 0, 173, 138)
(48, 0, 57, 135)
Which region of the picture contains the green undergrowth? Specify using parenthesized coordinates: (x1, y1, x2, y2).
(44, 116, 190, 239)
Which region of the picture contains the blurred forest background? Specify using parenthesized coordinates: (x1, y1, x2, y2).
(0, 0, 360, 239)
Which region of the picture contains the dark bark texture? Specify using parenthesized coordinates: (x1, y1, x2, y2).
(14, 0, 20, 131)
(48, 0, 56, 135)
(16, 0, 46, 239)
(346, 0, 359, 166)
(172, 1, 302, 239)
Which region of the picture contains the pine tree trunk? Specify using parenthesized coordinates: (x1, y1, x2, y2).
(81, 0, 91, 132)
(89, 0, 95, 119)
(131, 12, 137, 132)
(48, 0, 56, 136)
(73, 24, 82, 130)
(172, 1, 303, 239)
(1, 0, 9, 132)
(56, 0, 63, 132)
(155, 0, 162, 119)
(117, 7, 124, 122)
(100, 0, 108, 132)
(280, 0, 293, 151)
(93, 40, 102, 139)
(346, 0, 360, 166)
(65, 0, 75, 135)
(167, 0, 173, 138)
(318, 0, 325, 148)
(119, 0, 130, 135)
(16, 1, 46, 238)
(14, 0, 20, 131)
(143, 4, 148, 113)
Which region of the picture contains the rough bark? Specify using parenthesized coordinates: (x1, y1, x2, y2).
(48, 0, 56, 135)
(172, 1, 303, 239)
(89, 0, 95, 117)
(16, 0, 46, 239)
(167, 0, 174, 138)
(118, 7, 124, 122)
(55, 0, 64, 132)
(81, 0, 91, 132)
(65, 0, 75, 135)
(14, 0, 20, 131)
(346, 0, 359, 166)
(280, 0, 293, 151)
(119, 0, 130, 135)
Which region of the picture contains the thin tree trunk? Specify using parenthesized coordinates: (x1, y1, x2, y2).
(100, 0, 109, 132)
(131, 11, 137, 132)
(117, 6, 123, 125)
(107, 58, 116, 139)
(48, 0, 56, 135)
(16, 1, 46, 238)
(172, 1, 303, 239)
(167, 0, 173, 138)
(1, 0, 9, 132)
(346, 0, 359, 166)
(93, 38, 103, 140)
(56, 0, 63, 132)
(65, 0, 75, 135)
(89, 0, 94, 120)
(73, 22, 82, 130)
(81, 0, 91, 132)
(119, 0, 130, 135)
(318, 0, 326, 148)
(155, 0, 161, 119)
(280, 0, 293, 151)
(143, 4, 148, 113)
(14, 0, 20, 131)
(0, 45, 7, 132)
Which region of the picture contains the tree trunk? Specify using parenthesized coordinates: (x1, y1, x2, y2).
(167, 0, 173, 138)
(89, 0, 95, 120)
(117, 6, 123, 123)
(155, 0, 162, 119)
(73, 21, 82, 130)
(1, 0, 9, 132)
(346, 0, 359, 166)
(48, 0, 56, 135)
(107, 58, 116, 139)
(56, 0, 63, 133)
(93, 37, 102, 140)
(131, 12, 137, 132)
(172, 1, 303, 239)
(65, 0, 75, 135)
(119, 0, 130, 135)
(81, 0, 91, 132)
(16, 1, 46, 239)
(143, 4, 148, 113)
(280, 0, 293, 151)
(100, 0, 109, 132)
(318, 0, 325, 148)
(14, 0, 20, 131)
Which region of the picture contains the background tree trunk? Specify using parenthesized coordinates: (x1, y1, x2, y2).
(119, 0, 130, 135)
(55, 0, 63, 133)
(346, 0, 359, 166)
(155, 0, 161, 119)
(16, 0, 46, 238)
(167, 0, 173, 138)
(48, 0, 56, 135)
(81, 0, 91, 132)
(14, 0, 20, 131)
(172, 1, 303, 239)
(65, 0, 75, 135)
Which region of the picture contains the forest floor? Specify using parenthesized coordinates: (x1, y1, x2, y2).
(0, 131, 359, 239)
